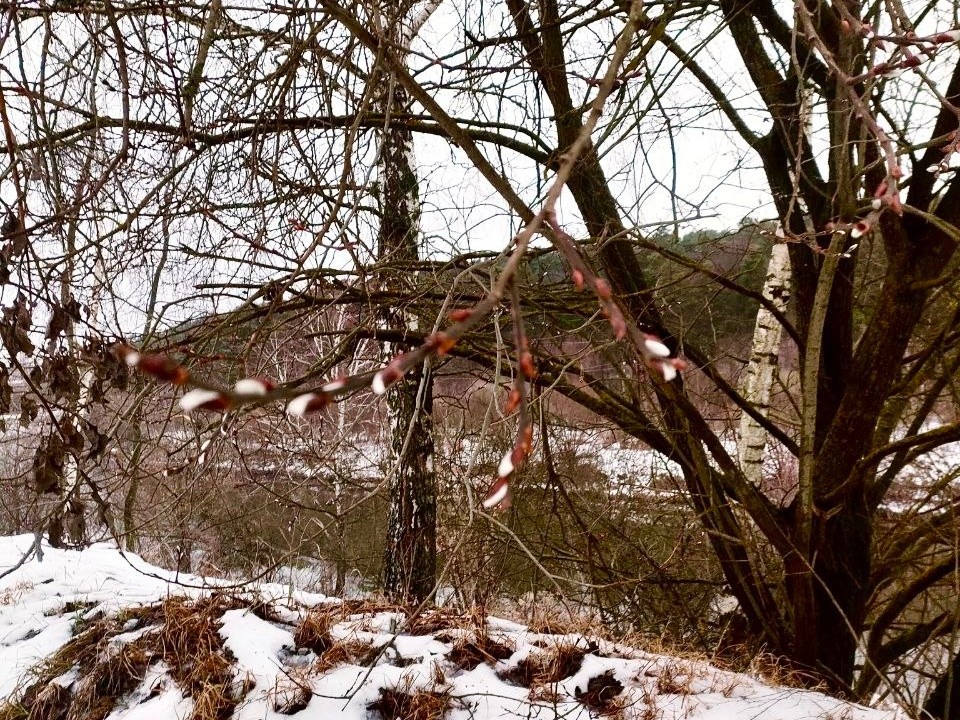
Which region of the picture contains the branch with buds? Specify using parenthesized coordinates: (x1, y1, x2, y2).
(114, 0, 687, 511)
(482, 284, 534, 510)
(793, 8, 960, 218)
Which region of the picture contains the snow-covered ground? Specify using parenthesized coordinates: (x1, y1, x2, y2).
(0, 535, 907, 720)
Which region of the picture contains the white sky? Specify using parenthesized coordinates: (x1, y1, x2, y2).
(0, 1, 956, 337)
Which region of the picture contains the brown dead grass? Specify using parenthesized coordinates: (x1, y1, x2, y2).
(314, 637, 378, 673)
(271, 671, 313, 715)
(293, 609, 333, 655)
(153, 595, 248, 720)
(746, 652, 828, 692)
(576, 670, 625, 713)
(0, 581, 33, 606)
(404, 609, 462, 636)
(653, 662, 692, 696)
(26, 681, 70, 720)
(11, 593, 257, 720)
(499, 643, 586, 687)
(67, 642, 152, 720)
(447, 634, 514, 671)
(307, 600, 471, 638)
(0, 703, 26, 720)
(292, 604, 382, 672)
(368, 686, 450, 720)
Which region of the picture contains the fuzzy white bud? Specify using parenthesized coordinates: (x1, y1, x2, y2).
(233, 378, 269, 396)
(497, 450, 515, 478)
(371, 372, 388, 396)
(644, 338, 671, 358)
(661, 362, 678, 382)
(123, 351, 141, 367)
(482, 479, 510, 509)
(322, 378, 347, 393)
(286, 393, 320, 417)
(180, 389, 222, 412)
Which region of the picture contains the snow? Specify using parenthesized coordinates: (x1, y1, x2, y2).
(0, 535, 907, 720)
(105, 664, 192, 720)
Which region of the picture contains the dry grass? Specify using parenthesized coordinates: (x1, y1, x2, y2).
(576, 670, 625, 713)
(27, 681, 72, 720)
(12, 681, 62, 720)
(271, 671, 313, 715)
(0, 581, 33, 606)
(368, 685, 450, 720)
(746, 652, 827, 692)
(654, 663, 692, 696)
(153, 595, 248, 720)
(10, 615, 151, 720)
(67, 642, 152, 720)
(8, 593, 256, 720)
(447, 634, 514, 671)
(293, 609, 333, 655)
(404, 609, 463, 636)
(313, 637, 377, 673)
(499, 643, 586, 687)
(0, 703, 26, 720)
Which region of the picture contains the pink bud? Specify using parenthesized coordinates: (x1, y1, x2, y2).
(609, 312, 627, 340)
(661, 362, 678, 382)
(888, 193, 903, 215)
(114, 344, 141, 367)
(427, 332, 456, 356)
(519, 352, 537, 380)
(497, 450, 515, 478)
(322, 378, 347, 393)
(595, 278, 612, 300)
(504, 388, 522, 414)
(571, 269, 585, 290)
(372, 365, 403, 395)
(138, 354, 189, 385)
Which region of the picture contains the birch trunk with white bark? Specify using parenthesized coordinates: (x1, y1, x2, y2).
(737, 240, 790, 486)
(375, 1, 442, 604)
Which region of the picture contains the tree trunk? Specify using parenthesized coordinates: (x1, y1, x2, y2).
(924, 651, 960, 720)
(738, 241, 790, 485)
(375, 1, 439, 605)
(796, 501, 872, 693)
(381, 360, 436, 603)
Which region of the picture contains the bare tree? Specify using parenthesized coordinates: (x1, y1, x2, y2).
(4, 0, 960, 704)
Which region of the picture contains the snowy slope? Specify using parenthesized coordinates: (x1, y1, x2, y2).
(0, 535, 906, 720)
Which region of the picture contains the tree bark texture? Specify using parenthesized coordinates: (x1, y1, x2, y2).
(376, 3, 437, 605)
(738, 242, 790, 485)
